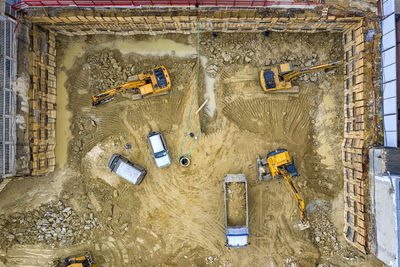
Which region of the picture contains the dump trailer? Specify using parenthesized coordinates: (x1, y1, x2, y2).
(224, 174, 249, 248)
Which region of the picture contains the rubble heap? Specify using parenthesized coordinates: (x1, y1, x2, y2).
(86, 50, 137, 92)
(309, 201, 360, 264)
(0, 201, 99, 248)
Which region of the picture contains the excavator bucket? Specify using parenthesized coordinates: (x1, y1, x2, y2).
(257, 155, 271, 183)
(297, 220, 310, 231)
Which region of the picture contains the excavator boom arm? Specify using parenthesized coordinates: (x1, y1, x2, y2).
(280, 168, 307, 223)
(282, 61, 344, 82)
(92, 80, 147, 106)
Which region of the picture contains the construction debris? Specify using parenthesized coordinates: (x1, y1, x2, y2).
(0, 201, 99, 249)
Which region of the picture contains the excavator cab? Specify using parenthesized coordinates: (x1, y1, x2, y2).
(260, 63, 294, 92)
(266, 149, 298, 177)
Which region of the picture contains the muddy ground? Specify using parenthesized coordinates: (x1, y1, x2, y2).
(0, 32, 382, 266)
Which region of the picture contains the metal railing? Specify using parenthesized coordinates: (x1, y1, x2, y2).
(0, 19, 16, 178)
(12, 0, 324, 9)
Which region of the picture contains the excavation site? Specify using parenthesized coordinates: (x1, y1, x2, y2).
(1, 1, 396, 266)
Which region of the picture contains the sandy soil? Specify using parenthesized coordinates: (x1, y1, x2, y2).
(0, 32, 383, 266)
(226, 182, 246, 226)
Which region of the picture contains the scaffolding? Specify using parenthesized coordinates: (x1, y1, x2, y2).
(0, 16, 16, 178)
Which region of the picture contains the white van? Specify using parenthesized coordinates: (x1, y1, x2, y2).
(108, 154, 147, 185)
(148, 131, 171, 168)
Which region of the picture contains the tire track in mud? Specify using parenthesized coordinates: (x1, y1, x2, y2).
(138, 169, 225, 254)
(221, 95, 311, 143)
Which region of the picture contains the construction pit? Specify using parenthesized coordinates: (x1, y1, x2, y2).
(0, 5, 384, 267)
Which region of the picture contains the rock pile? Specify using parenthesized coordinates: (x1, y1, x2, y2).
(86, 50, 136, 92)
(70, 116, 98, 155)
(309, 201, 359, 263)
(0, 201, 99, 248)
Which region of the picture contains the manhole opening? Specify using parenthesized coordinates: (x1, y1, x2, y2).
(179, 156, 190, 167)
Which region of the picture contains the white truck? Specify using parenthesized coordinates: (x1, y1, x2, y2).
(223, 174, 249, 248)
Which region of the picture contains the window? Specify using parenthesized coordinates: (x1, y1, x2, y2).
(346, 122, 351, 132)
(346, 226, 353, 239)
(347, 211, 352, 223)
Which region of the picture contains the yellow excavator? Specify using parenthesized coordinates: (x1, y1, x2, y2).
(53, 252, 97, 267)
(259, 61, 343, 92)
(257, 149, 309, 229)
(92, 65, 171, 106)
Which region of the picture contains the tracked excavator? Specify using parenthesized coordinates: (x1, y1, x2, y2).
(259, 61, 343, 92)
(92, 66, 171, 106)
(53, 252, 97, 267)
(257, 149, 310, 230)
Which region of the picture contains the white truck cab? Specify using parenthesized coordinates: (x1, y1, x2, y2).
(148, 131, 171, 168)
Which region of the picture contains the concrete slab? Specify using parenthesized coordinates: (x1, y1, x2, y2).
(370, 148, 400, 266)
(374, 175, 398, 267)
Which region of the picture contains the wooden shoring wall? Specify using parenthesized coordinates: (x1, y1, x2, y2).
(29, 25, 56, 176)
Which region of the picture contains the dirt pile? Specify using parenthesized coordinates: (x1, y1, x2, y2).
(226, 182, 246, 226)
(0, 201, 99, 249)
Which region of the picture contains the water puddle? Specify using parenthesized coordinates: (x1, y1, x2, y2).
(200, 57, 216, 117)
(55, 43, 84, 168)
